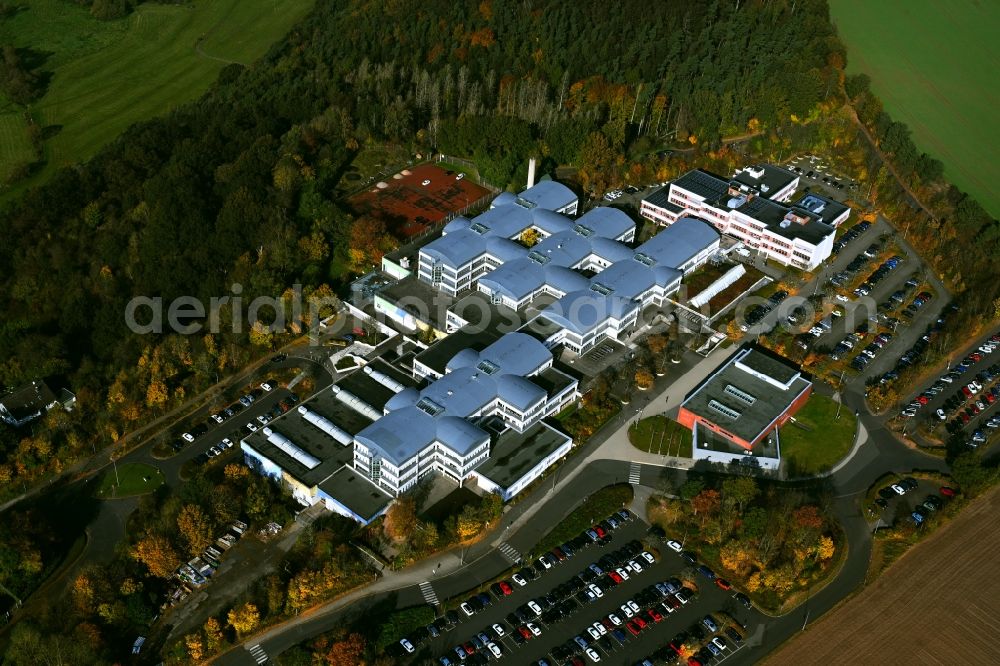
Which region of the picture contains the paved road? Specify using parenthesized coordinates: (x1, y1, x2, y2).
(214, 359, 949, 666)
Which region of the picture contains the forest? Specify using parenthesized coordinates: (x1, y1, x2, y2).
(0, 0, 997, 662)
(0, 0, 850, 497)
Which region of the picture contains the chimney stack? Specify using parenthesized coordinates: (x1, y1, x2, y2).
(526, 157, 537, 189)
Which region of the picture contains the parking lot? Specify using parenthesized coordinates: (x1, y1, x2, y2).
(166, 380, 298, 468)
(869, 475, 955, 528)
(784, 154, 861, 200)
(898, 329, 1000, 448)
(407, 516, 761, 665)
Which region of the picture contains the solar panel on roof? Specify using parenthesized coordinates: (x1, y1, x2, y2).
(708, 399, 741, 420)
(723, 384, 756, 405)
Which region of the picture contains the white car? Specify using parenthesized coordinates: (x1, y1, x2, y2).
(835, 294, 850, 303)
(640, 551, 655, 565)
(511, 573, 527, 587)
(585, 647, 601, 663)
(421, 179, 431, 186)
(607, 613, 622, 626)
(256, 414, 270, 425)
(591, 621, 607, 636)
(968, 382, 980, 394)
(526, 622, 541, 637)
(211, 413, 224, 424)
(587, 626, 601, 641)
(537, 557, 551, 570)
(456, 173, 465, 180)
(487, 642, 501, 658)
(527, 600, 542, 615)
(940, 375, 954, 383)
(399, 638, 414, 653)
(587, 584, 603, 598)
(628, 560, 643, 573)
(666, 540, 683, 553)
(491, 623, 506, 637)
(182, 432, 195, 443)
(891, 484, 906, 495)
(245, 422, 258, 432)
(619, 603, 634, 618)
(615, 567, 630, 581)
(220, 437, 233, 449)
(460, 602, 474, 617)
(626, 600, 640, 613)
(712, 637, 729, 651)
(260, 381, 274, 392)
(936, 408, 947, 421)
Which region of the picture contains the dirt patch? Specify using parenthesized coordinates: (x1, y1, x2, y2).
(767, 484, 1000, 664)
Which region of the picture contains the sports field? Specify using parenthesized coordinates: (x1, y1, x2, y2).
(0, 0, 314, 193)
(831, 0, 1000, 217)
(767, 484, 1000, 664)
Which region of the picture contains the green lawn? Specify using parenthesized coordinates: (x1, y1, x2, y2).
(628, 415, 693, 458)
(530, 484, 633, 558)
(831, 0, 1000, 217)
(779, 395, 857, 476)
(0, 107, 34, 183)
(0, 0, 315, 198)
(94, 462, 165, 499)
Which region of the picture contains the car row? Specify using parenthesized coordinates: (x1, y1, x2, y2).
(174, 380, 279, 451)
(852, 254, 903, 297)
(831, 219, 871, 255)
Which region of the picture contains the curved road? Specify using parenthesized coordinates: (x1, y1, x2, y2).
(214, 354, 948, 665)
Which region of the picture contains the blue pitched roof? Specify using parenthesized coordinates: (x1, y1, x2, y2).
(358, 334, 555, 465)
(635, 216, 719, 268)
(517, 181, 577, 211)
(540, 290, 639, 336)
(575, 207, 636, 239)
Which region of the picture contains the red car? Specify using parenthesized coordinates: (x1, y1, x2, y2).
(463, 643, 476, 655)
(963, 386, 973, 398)
(646, 608, 663, 623)
(940, 486, 956, 497)
(517, 626, 532, 640)
(608, 572, 623, 584)
(987, 394, 996, 404)
(626, 620, 641, 636)
(594, 526, 606, 538)
(688, 658, 703, 666)
(971, 353, 983, 362)
(499, 581, 513, 595)
(715, 578, 733, 590)
(633, 616, 647, 630)
(917, 395, 929, 405)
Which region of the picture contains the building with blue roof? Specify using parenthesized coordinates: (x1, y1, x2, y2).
(352, 332, 578, 496)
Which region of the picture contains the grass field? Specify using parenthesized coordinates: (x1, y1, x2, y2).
(0, 105, 34, 182)
(779, 395, 856, 476)
(94, 462, 164, 499)
(766, 485, 1000, 665)
(0, 0, 315, 198)
(628, 415, 693, 458)
(830, 0, 1000, 217)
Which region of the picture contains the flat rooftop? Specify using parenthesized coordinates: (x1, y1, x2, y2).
(242, 389, 372, 487)
(695, 423, 779, 460)
(682, 347, 811, 445)
(474, 422, 571, 489)
(450, 291, 524, 330)
(316, 466, 392, 522)
(414, 326, 504, 375)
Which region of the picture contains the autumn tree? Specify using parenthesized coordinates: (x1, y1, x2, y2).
(719, 541, 754, 575)
(455, 505, 481, 541)
(324, 632, 367, 666)
(178, 504, 214, 556)
(383, 497, 417, 542)
(634, 368, 654, 390)
(519, 228, 540, 247)
(690, 489, 721, 522)
(185, 633, 206, 663)
(131, 533, 181, 579)
(228, 602, 261, 636)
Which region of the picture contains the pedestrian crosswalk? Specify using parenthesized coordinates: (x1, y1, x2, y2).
(419, 581, 439, 606)
(497, 541, 522, 564)
(628, 461, 642, 485)
(247, 643, 268, 664)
